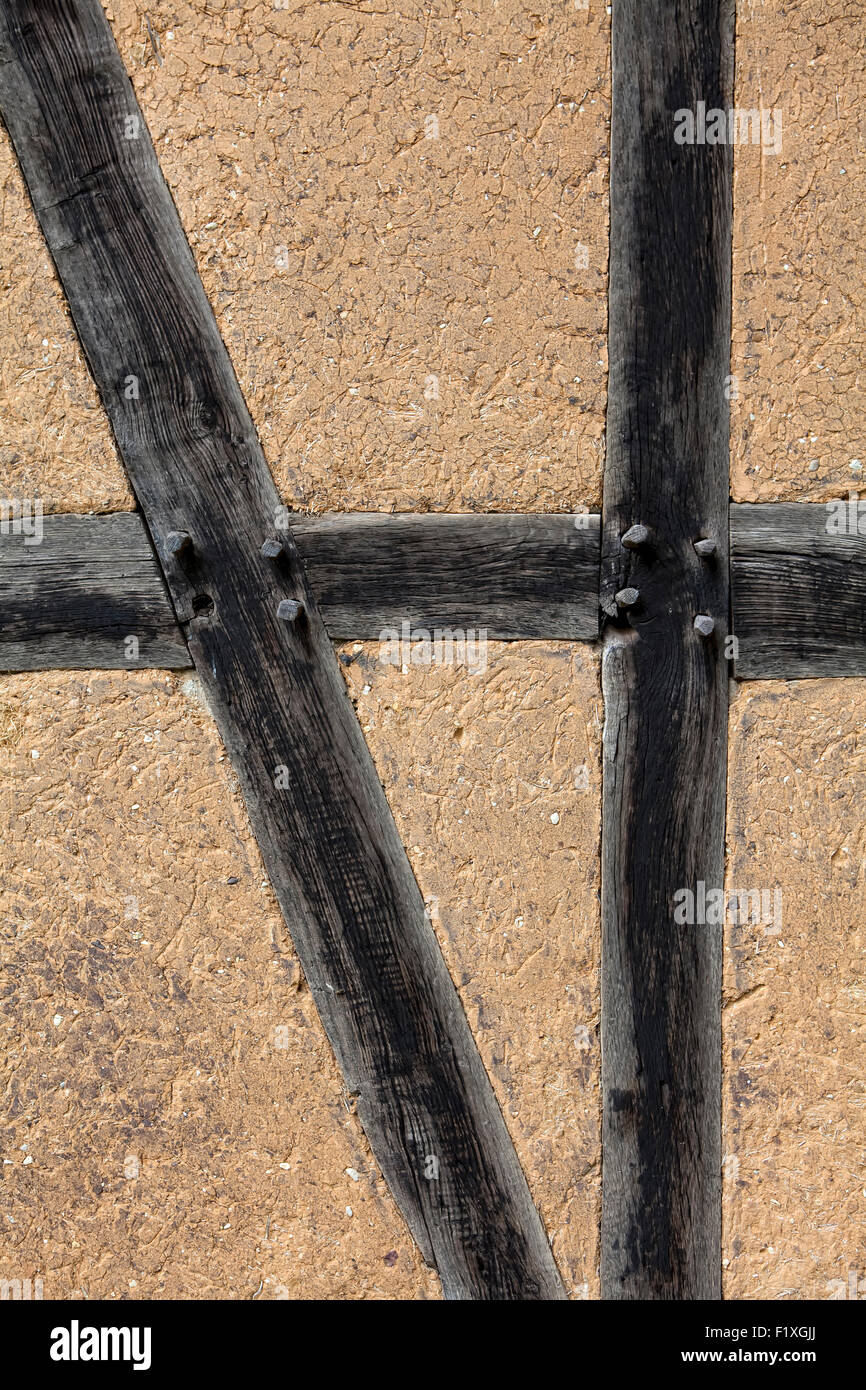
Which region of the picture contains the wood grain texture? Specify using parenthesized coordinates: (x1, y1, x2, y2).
(0, 0, 564, 1299)
(731, 502, 866, 678)
(7, 506, 866, 681)
(600, 0, 734, 1298)
(0, 510, 599, 665)
(291, 511, 600, 640)
(0, 511, 190, 670)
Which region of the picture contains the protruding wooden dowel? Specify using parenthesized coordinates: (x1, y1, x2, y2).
(621, 523, 650, 550)
(165, 530, 192, 557)
(277, 598, 304, 623)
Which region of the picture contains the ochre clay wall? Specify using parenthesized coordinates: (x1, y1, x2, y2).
(724, 0, 866, 1299)
(1, 0, 609, 516)
(724, 681, 866, 1299)
(105, 0, 609, 513)
(0, 671, 435, 1298)
(343, 642, 602, 1293)
(0, 656, 601, 1299)
(731, 0, 865, 501)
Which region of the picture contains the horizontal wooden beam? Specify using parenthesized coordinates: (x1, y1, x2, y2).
(292, 511, 600, 640)
(3, 505, 865, 677)
(0, 510, 599, 670)
(0, 511, 190, 669)
(731, 503, 866, 678)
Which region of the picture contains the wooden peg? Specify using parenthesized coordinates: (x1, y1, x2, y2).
(165, 530, 191, 557)
(277, 598, 304, 624)
(621, 524, 650, 550)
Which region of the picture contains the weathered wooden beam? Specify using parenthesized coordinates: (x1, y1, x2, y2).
(0, 510, 599, 668)
(0, 511, 190, 670)
(600, 0, 734, 1298)
(0, 0, 564, 1299)
(292, 511, 601, 640)
(731, 502, 866, 678)
(6, 504, 864, 678)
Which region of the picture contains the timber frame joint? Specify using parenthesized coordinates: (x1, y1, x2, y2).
(0, 0, 862, 1302)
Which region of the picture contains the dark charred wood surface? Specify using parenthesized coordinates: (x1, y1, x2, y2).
(731, 502, 866, 678)
(291, 511, 600, 640)
(0, 511, 190, 670)
(600, 0, 734, 1299)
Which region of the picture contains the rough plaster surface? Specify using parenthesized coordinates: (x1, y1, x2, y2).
(731, 0, 865, 502)
(0, 131, 132, 514)
(0, 671, 438, 1299)
(0, 653, 602, 1299)
(724, 681, 866, 1299)
(340, 640, 602, 1296)
(1, 2, 608, 515)
(101, 0, 608, 515)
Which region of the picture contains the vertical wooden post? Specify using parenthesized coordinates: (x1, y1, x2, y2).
(600, 1, 734, 1298)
